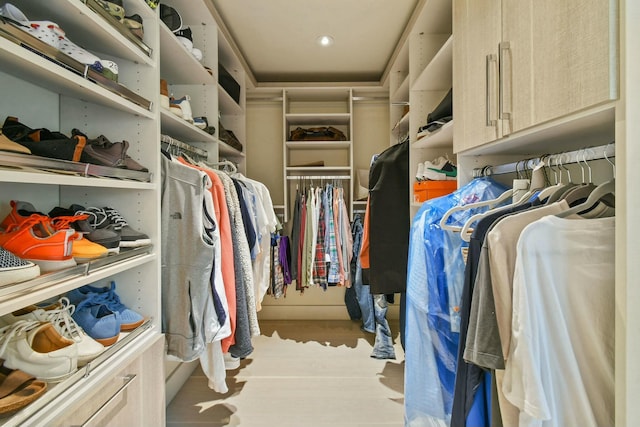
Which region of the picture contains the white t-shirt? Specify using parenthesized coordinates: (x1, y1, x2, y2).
(503, 215, 614, 427)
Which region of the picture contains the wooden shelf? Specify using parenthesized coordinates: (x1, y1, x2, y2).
(159, 24, 214, 85)
(413, 120, 454, 148)
(0, 38, 154, 118)
(391, 74, 410, 103)
(218, 84, 243, 115)
(285, 113, 351, 126)
(461, 104, 615, 156)
(15, 0, 155, 66)
(393, 111, 411, 133)
(286, 140, 351, 149)
(160, 108, 217, 144)
(412, 36, 453, 91)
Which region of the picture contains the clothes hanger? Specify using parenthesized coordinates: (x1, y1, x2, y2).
(440, 187, 514, 232)
(554, 149, 597, 205)
(544, 152, 579, 204)
(536, 154, 566, 202)
(458, 158, 543, 241)
(556, 145, 615, 218)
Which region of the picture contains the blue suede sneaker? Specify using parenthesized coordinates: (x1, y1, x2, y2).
(68, 281, 144, 331)
(72, 296, 121, 347)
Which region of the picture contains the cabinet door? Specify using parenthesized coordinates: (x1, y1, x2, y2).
(453, 0, 503, 153)
(502, 0, 617, 134)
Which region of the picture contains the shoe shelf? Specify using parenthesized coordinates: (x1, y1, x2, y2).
(391, 73, 410, 105)
(392, 110, 410, 134)
(4, 321, 159, 427)
(0, 246, 155, 316)
(285, 140, 352, 149)
(159, 23, 214, 85)
(0, 152, 153, 184)
(218, 139, 245, 158)
(218, 84, 243, 115)
(412, 120, 454, 149)
(411, 35, 452, 92)
(285, 113, 351, 126)
(160, 108, 217, 144)
(82, 0, 155, 61)
(12, 0, 155, 66)
(0, 36, 154, 118)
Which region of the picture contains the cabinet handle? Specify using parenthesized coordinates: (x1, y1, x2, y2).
(73, 374, 137, 427)
(499, 41, 511, 121)
(486, 54, 497, 127)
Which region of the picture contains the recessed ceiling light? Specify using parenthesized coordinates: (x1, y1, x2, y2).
(317, 35, 334, 47)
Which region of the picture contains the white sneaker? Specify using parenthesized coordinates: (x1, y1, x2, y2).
(170, 95, 194, 123)
(423, 156, 448, 171)
(416, 162, 425, 182)
(0, 4, 119, 82)
(223, 352, 240, 370)
(0, 320, 77, 381)
(2, 298, 104, 366)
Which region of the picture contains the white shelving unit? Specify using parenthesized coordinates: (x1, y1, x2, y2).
(0, 0, 164, 424)
(281, 88, 354, 222)
(387, 0, 454, 217)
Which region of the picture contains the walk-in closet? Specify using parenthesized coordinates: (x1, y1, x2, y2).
(0, 0, 634, 426)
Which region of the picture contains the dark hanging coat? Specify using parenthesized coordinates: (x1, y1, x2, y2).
(366, 139, 409, 294)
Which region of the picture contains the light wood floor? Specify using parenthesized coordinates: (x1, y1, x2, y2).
(166, 320, 405, 427)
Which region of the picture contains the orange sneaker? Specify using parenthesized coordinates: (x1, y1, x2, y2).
(2, 201, 106, 263)
(0, 214, 77, 273)
(50, 216, 108, 262)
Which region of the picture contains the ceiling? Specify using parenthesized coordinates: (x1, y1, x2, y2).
(210, 0, 420, 86)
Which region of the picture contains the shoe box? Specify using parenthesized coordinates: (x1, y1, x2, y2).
(218, 64, 241, 104)
(413, 180, 457, 203)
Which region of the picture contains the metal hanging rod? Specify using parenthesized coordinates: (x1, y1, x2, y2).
(475, 142, 615, 176)
(287, 175, 351, 180)
(160, 134, 208, 158)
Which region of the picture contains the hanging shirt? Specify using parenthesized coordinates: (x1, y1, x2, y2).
(451, 203, 533, 427)
(503, 215, 614, 427)
(313, 188, 328, 289)
(405, 177, 508, 427)
(176, 158, 237, 354)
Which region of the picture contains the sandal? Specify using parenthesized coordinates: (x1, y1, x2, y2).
(0, 359, 46, 415)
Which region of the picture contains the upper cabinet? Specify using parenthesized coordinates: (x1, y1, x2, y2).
(453, 0, 618, 153)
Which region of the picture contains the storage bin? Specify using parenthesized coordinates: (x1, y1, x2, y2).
(413, 180, 457, 203)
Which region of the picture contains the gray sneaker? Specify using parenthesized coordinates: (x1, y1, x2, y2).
(61, 205, 121, 254)
(81, 207, 150, 248)
(71, 130, 149, 172)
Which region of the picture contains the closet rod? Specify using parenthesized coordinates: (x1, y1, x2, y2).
(160, 134, 208, 158)
(286, 175, 351, 180)
(477, 142, 615, 176)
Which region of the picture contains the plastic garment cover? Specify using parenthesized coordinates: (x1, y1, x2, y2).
(404, 177, 509, 427)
